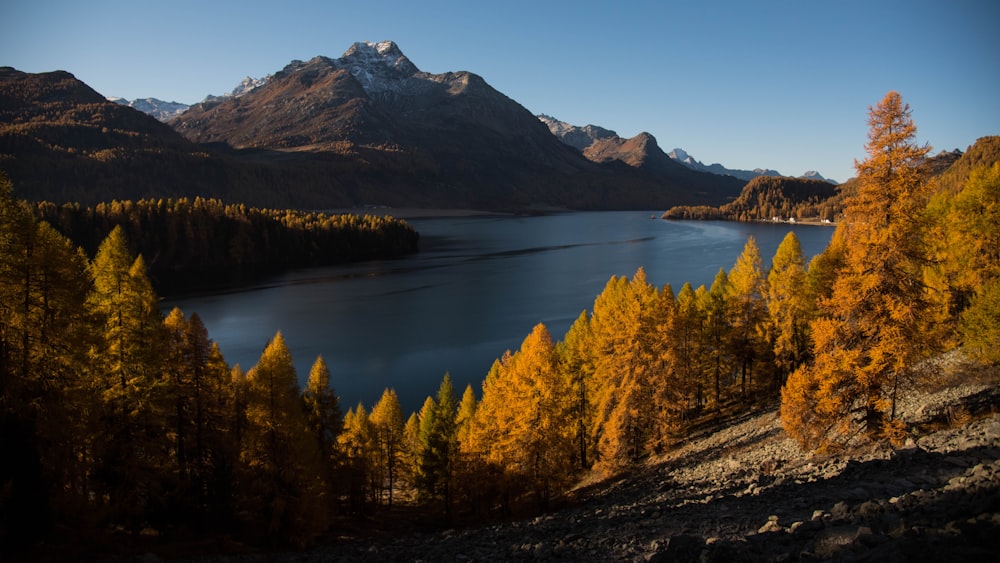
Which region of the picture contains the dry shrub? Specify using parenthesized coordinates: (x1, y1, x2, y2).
(881, 418, 910, 448)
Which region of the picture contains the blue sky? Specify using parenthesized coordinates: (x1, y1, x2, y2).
(3, 0, 997, 183)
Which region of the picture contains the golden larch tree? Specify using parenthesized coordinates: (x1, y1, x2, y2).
(782, 91, 934, 450)
(767, 232, 814, 386)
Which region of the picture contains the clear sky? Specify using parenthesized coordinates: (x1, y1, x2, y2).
(2, 0, 997, 183)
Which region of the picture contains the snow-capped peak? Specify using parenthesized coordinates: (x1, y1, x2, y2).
(341, 41, 419, 75)
(200, 74, 270, 104)
(336, 40, 421, 95)
(230, 76, 268, 97)
(668, 148, 691, 162)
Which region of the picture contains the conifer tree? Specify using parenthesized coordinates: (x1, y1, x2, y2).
(340, 403, 375, 511)
(163, 308, 193, 477)
(303, 356, 342, 466)
(673, 283, 706, 414)
(806, 223, 848, 303)
(701, 269, 731, 409)
(416, 374, 458, 517)
(455, 384, 478, 453)
(782, 91, 934, 449)
(650, 284, 686, 448)
(403, 402, 430, 490)
(241, 332, 320, 540)
(0, 178, 95, 542)
(476, 324, 574, 505)
(370, 388, 405, 505)
(767, 232, 813, 386)
(556, 310, 594, 469)
(589, 269, 663, 473)
(302, 356, 342, 506)
(727, 237, 768, 399)
(929, 162, 1000, 355)
(86, 226, 167, 526)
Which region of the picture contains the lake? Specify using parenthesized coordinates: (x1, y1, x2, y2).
(162, 212, 834, 413)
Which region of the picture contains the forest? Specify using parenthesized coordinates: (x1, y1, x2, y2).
(30, 197, 419, 293)
(1, 92, 999, 558)
(663, 175, 842, 223)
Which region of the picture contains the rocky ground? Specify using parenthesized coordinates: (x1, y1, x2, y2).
(174, 356, 1000, 562)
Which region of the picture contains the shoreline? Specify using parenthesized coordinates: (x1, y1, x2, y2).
(327, 206, 514, 219)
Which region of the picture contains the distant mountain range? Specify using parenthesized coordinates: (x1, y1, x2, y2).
(108, 97, 190, 121)
(1, 42, 751, 210)
(539, 115, 835, 183)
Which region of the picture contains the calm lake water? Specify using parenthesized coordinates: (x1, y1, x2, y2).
(162, 212, 834, 413)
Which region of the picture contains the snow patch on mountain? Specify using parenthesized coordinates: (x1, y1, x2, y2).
(201, 75, 270, 105)
(108, 97, 190, 122)
(335, 40, 422, 95)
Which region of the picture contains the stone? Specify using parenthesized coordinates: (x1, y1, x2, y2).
(758, 519, 784, 534)
(830, 501, 852, 523)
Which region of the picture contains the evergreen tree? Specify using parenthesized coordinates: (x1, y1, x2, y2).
(416, 374, 458, 517)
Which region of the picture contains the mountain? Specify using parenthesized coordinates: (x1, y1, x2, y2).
(537, 115, 745, 203)
(539, 115, 806, 182)
(0, 67, 242, 203)
(1, 43, 747, 210)
(169, 41, 745, 209)
(200, 75, 269, 104)
(669, 147, 836, 184)
(106, 74, 269, 122)
(537, 114, 617, 151)
(108, 97, 190, 121)
(666, 147, 782, 181)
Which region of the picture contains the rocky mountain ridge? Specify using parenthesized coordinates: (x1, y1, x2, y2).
(540, 115, 833, 184)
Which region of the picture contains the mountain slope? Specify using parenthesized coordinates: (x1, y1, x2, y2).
(170, 41, 745, 210)
(537, 115, 746, 205)
(291, 359, 1000, 561)
(1, 43, 747, 210)
(0, 67, 248, 204)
